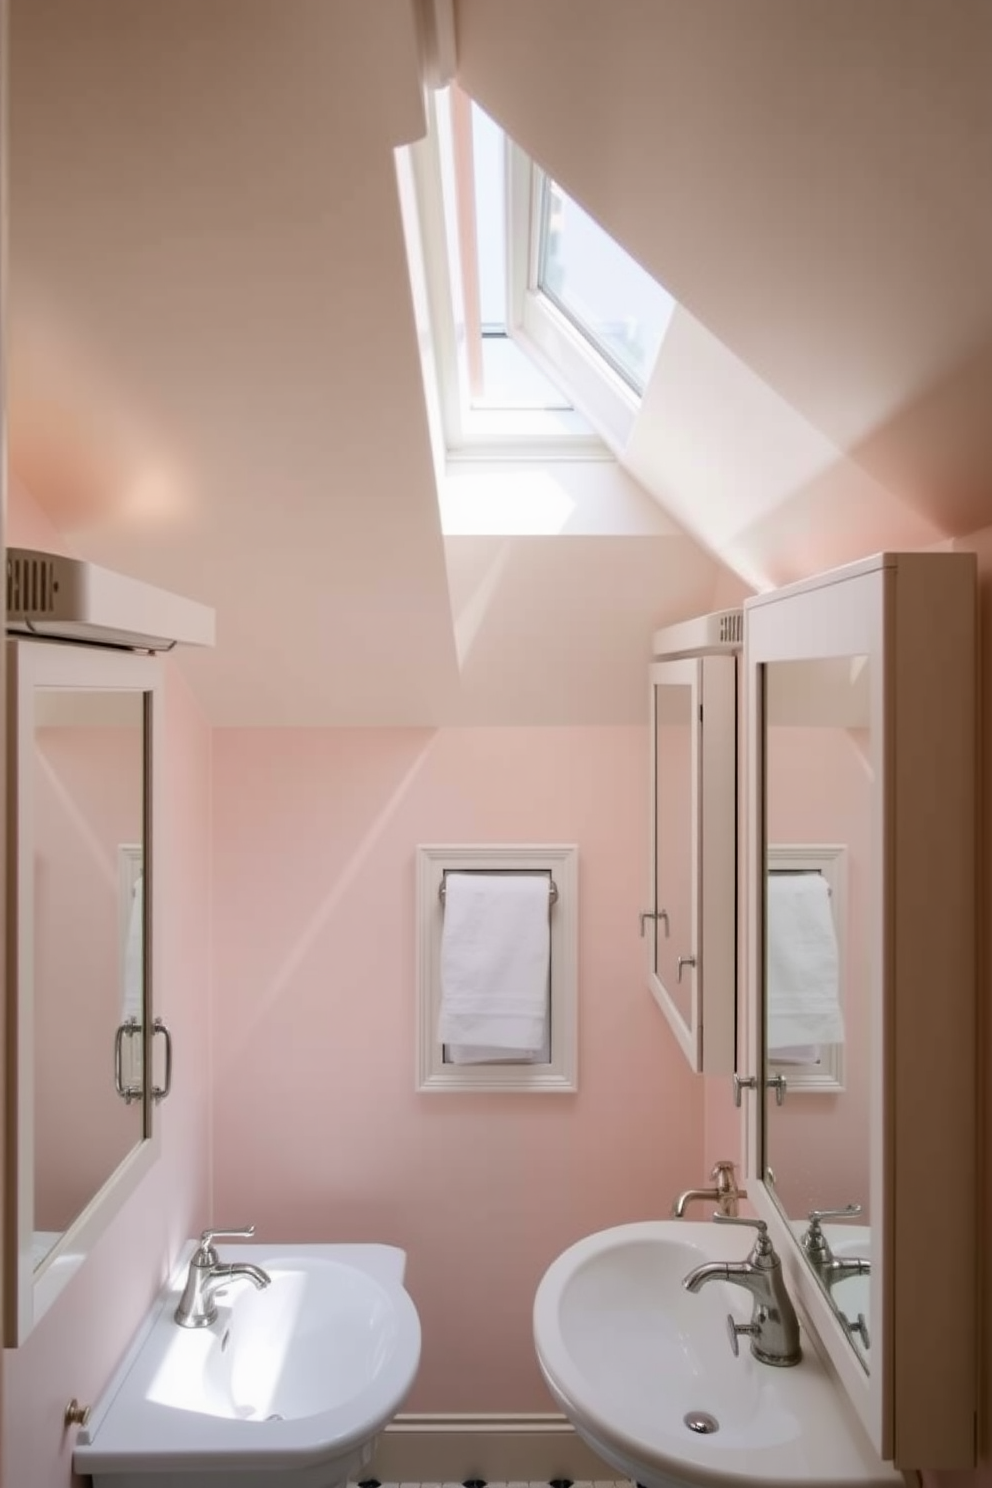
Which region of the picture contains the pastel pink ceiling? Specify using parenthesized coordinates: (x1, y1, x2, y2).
(10, 1, 990, 723)
(457, 0, 992, 582)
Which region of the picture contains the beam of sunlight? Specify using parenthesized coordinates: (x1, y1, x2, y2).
(449, 540, 512, 670)
(438, 466, 576, 535)
(216, 734, 439, 1076)
(35, 746, 120, 891)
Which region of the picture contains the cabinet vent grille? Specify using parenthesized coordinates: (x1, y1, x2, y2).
(718, 611, 744, 645)
(7, 553, 58, 617)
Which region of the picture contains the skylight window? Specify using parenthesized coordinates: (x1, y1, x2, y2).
(538, 180, 675, 395)
(468, 105, 570, 411)
(398, 86, 677, 458)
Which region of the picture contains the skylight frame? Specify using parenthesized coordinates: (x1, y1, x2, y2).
(398, 86, 671, 462)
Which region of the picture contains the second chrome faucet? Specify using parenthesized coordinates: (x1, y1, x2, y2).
(682, 1215, 802, 1367)
(175, 1225, 272, 1329)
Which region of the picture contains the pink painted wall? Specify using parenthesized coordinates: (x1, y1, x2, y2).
(2, 483, 214, 1488)
(210, 725, 704, 1410)
(34, 724, 144, 1230)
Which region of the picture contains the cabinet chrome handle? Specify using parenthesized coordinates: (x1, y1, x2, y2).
(113, 1018, 142, 1104)
(677, 954, 696, 983)
(733, 1073, 758, 1107)
(768, 1072, 788, 1106)
(64, 1399, 92, 1428)
(639, 908, 670, 938)
(151, 1017, 173, 1103)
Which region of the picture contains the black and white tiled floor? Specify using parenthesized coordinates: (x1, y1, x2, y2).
(354, 1479, 634, 1488)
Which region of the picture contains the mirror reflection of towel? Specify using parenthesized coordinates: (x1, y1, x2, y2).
(122, 875, 143, 1021)
(767, 873, 844, 1054)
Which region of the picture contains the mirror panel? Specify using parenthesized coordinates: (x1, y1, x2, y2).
(647, 652, 736, 1074)
(761, 657, 872, 1371)
(5, 641, 163, 1344)
(33, 689, 145, 1267)
(653, 663, 695, 1030)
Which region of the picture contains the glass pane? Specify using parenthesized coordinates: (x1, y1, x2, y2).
(762, 655, 872, 1373)
(655, 679, 694, 1029)
(470, 104, 507, 331)
(539, 179, 676, 393)
(478, 335, 572, 410)
(33, 688, 145, 1267)
(468, 102, 573, 412)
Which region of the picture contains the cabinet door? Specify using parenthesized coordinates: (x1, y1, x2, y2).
(744, 551, 977, 1469)
(647, 655, 736, 1073)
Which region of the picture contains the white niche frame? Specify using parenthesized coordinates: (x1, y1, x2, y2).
(766, 843, 847, 1093)
(416, 844, 578, 1093)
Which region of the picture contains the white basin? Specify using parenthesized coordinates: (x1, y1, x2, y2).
(74, 1243, 421, 1488)
(533, 1221, 900, 1488)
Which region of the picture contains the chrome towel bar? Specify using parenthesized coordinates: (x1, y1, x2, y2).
(439, 872, 559, 907)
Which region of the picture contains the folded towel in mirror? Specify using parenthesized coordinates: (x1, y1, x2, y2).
(767, 872, 844, 1054)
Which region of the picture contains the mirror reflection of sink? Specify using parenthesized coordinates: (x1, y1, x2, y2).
(74, 1243, 421, 1488)
(790, 1221, 872, 1360)
(533, 1221, 899, 1488)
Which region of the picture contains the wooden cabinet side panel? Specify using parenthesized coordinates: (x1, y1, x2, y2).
(889, 554, 978, 1468)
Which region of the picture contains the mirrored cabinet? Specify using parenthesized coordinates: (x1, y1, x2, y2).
(645, 612, 740, 1073)
(4, 639, 165, 1344)
(743, 552, 977, 1469)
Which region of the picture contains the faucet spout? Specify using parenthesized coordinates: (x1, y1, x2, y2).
(671, 1161, 746, 1219)
(822, 1256, 871, 1288)
(683, 1260, 738, 1293)
(211, 1262, 271, 1291)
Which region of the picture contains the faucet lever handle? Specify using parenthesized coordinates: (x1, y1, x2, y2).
(713, 1213, 776, 1258)
(807, 1204, 862, 1224)
(197, 1224, 256, 1261)
(712, 1214, 766, 1233)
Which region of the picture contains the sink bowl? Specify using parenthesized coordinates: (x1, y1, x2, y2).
(533, 1221, 898, 1488)
(74, 1243, 421, 1488)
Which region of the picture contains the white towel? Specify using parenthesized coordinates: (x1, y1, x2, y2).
(767, 873, 844, 1054)
(120, 875, 144, 1091)
(122, 875, 144, 1021)
(437, 874, 550, 1056)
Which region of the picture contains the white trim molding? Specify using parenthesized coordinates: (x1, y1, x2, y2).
(416, 844, 578, 1092)
(370, 1413, 615, 1484)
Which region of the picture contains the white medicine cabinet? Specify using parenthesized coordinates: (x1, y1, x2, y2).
(644, 612, 740, 1073)
(743, 552, 977, 1470)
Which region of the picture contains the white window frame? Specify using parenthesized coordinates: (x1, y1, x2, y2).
(416, 843, 579, 1093)
(399, 89, 640, 462)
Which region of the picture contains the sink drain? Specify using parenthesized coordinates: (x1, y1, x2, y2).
(684, 1411, 719, 1435)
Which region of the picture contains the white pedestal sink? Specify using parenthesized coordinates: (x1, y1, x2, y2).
(533, 1221, 900, 1488)
(74, 1243, 421, 1488)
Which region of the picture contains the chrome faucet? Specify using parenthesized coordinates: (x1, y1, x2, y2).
(671, 1159, 746, 1218)
(800, 1206, 871, 1289)
(175, 1225, 272, 1329)
(682, 1215, 802, 1367)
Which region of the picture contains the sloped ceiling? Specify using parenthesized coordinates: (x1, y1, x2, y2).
(457, 0, 992, 584)
(9, 0, 990, 725)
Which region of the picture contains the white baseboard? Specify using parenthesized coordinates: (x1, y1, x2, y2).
(369, 1413, 621, 1483)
